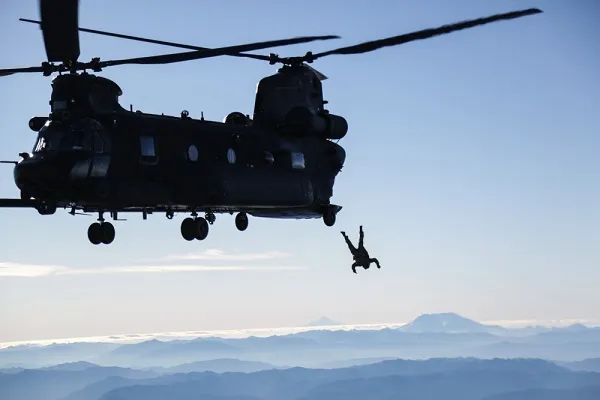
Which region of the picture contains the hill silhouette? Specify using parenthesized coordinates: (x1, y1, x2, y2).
(2, 357, 599, 400)
(399, 312, 505, 334)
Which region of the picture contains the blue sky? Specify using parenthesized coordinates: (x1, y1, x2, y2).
(0, 0, 599, 342)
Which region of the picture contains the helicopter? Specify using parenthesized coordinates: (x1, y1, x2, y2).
(0, 0, 543, 245)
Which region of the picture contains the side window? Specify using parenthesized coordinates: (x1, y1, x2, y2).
(140, 135, 157, 163)
(291, 152, 305, 170)
(187, 144, 199, 162)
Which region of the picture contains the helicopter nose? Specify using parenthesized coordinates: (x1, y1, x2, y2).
(13, 158, 58, 191)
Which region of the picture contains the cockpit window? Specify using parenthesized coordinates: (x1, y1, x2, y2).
(32, 121, 108, 154)
(32, 126, 64, 153)
(33, 136, 47, 152)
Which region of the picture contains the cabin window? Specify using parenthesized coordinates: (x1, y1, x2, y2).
(227, 148, 236, 164)
(291, 152, 305, 170)
(140, 135, 157, 163)
(187, 144, 198, 162)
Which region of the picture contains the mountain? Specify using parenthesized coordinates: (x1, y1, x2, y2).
(152, 359, 278, 374)
(483, 385, 600, 400)
(106, 338, 242, 367)
(0, 365, 158, 400)
(314, 356, 399, 369)
(3, 357, 599, 400)
(561, 323, 589, 331)
(399, 312, 505, 334)
(305, 316, 341, 327)
(42, 361, 100, 371)
(0, 342, 121, 369)
(561, 358, 600, 372)
(0, 367, 23, 374)
(92, 358, 600, 400)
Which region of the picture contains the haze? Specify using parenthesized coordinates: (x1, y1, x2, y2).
(1, 0, 599, 346)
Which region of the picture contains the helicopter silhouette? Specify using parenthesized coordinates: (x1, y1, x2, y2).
(0, 0, 542, 245)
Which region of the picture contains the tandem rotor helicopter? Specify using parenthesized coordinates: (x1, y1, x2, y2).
(0, 0, 542, 245)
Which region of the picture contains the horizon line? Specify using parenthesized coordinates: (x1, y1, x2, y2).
(2, 317, 599, 350)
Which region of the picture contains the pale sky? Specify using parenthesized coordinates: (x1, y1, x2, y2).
(0, 0, 599, 343)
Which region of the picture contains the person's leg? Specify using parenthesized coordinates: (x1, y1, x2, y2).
(342, 232, 357, 253)
(358, 226, 364, 249)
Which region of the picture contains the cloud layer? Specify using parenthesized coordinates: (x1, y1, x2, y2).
(162, 249, 291, 262)
(3, 318, 599, 350)
(0, 249, 302, 278)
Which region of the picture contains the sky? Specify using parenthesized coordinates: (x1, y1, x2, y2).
(0, 0, 599, 343)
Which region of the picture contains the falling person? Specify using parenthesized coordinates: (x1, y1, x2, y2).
(341, 225, 381, 274)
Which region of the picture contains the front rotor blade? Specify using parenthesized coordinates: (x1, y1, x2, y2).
(311, 8, 542, 60)
(19, 18, 272, 62)
(0, 65, 45, 77)
(97, 35, 340, 68)
(39, 0, 80, 63)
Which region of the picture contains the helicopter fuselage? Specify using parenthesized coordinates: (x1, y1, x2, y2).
(11, 72, 346, 230)
(15, 111, 344, 214)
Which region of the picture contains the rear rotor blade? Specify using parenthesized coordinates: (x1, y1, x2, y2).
(310, 8, 542, 61)
(39, 0, 80, 63)
(19, 18, 272, 62)
(97, 35, 340, 69)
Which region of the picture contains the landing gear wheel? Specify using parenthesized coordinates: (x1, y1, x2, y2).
(195, 217, 209, 240)
(36, 201, 57, 215)
(323, 206, 336, 227)
(235, 212, 248, 231)
(181, 217, 197, 241)
(87, 222, 115, 245)
(100, 222, 115, 244)
(88, 223, 102, 245)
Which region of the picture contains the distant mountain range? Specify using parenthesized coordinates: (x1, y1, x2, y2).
(3, 312, 600, 370)
(1, 357, 600, 400)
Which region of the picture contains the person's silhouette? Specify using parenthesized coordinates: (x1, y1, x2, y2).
(341, 225, 381, 274)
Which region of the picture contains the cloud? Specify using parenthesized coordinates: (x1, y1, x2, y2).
(65, 265, 304, 275)
(0, 262, 69, 277)
(0, 261, 305, 278)
(483, 318, 598, 327)
(162, 249, 291, 262)
(1, 249, 301, 278)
